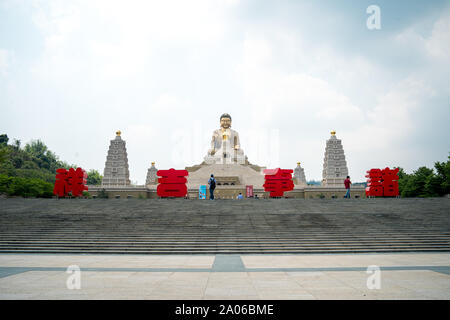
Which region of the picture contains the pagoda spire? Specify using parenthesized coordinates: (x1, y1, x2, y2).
(322, 131, 349, 187)
(146, 162, 158, 185)
(294, 162, 307, 186)
(101, 131, 131, 186)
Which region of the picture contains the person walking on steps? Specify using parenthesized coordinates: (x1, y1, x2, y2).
(344, 176, 351, 198)
(208, 174, 216, 200)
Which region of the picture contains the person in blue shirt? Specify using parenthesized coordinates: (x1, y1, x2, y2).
(208, 174, 216, 200)
(237, 192, 244, 200)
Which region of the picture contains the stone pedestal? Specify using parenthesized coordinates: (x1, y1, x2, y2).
(322, 131, 349, 187)
(186, 163, 266, 190)
(101, 131, 131, 186)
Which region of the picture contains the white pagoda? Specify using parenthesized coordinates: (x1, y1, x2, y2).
(294, 162, 307, 186)
(101, 131, 131, 186)
(322, 131, 349, 187)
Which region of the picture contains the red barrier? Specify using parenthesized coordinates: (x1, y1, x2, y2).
(53, 168, 88, 197)
(263, 168, 294, 198)
(156, 168, 189, 198)
(365, 167, 399, 197)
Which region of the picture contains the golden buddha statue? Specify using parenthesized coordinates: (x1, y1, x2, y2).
(205, 113, 246, 164)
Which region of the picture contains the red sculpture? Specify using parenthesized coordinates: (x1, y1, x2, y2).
(53, 168, 88, 197)
(381, 167, 399, 197)
(263, 168, 294, 198)
(365, 167, 399, 197)
(53, 168, 69, 197)
(156, 168, 189, 198)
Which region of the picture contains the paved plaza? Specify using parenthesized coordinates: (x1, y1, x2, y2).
(1, 253, 449, 299)
(1, 198, 449, 299)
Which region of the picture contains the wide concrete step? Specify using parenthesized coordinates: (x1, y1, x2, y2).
(3, 232, 447, 236)
(1, 198, 449, 254)
(1, 248, 450, 254)
(0, 243, 450, 251)
(1, 238, 449, 243)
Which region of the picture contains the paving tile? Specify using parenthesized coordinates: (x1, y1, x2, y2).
(257, 292, 315, 300)
(1, 252, 450, 299)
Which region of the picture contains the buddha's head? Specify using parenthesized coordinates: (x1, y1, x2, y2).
(220, 113, 232, 129)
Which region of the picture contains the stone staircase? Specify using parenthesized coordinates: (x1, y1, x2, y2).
(0, 198, 449, 254)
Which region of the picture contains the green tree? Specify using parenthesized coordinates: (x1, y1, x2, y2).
(12, 139, 21, 150)
(0, 134, 79, 198)
(0, 174, 13, 194)
(58, 160, 76, 170)
(397, 167, 410, 197)
(433, 157, 450, 195)
(24, 139, 47, 158)
(0, 146, 9, 164)
(0, 134, 8, 146)
(408, 167, 435, 197)
(86, 169, 102, 185)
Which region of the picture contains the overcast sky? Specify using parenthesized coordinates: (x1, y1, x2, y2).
(1, 0, 449, 184)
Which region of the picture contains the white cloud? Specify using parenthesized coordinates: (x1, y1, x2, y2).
(426, 13, 450, 60)
(1, 0, 448, 184)
(395, 9, 450, 63)
(91, 0, 234, 42)
(235, 32, 371, 179)
(237, 33, 366, 128)
(29, 0, 238, 80)
(345, 77, 436, 176)
(0, 49, 14, 75)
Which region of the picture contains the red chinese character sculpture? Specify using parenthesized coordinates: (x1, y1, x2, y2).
(263, 168, 294, 198)
(68, 168, 89, 197)
(381, 167, 399, 197)
(53, 168, 88, 197)
(365, 167, 399, 197)
(53, 168, 69, 197)
(365, 169, 383, 197)
(157, 168, 189, 198)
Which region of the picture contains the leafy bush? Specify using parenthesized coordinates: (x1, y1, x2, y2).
(82, 191, 91, 198)
(0, 174, 53, 198)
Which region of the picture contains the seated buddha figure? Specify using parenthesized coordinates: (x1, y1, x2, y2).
(204, 113, 246, 164)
